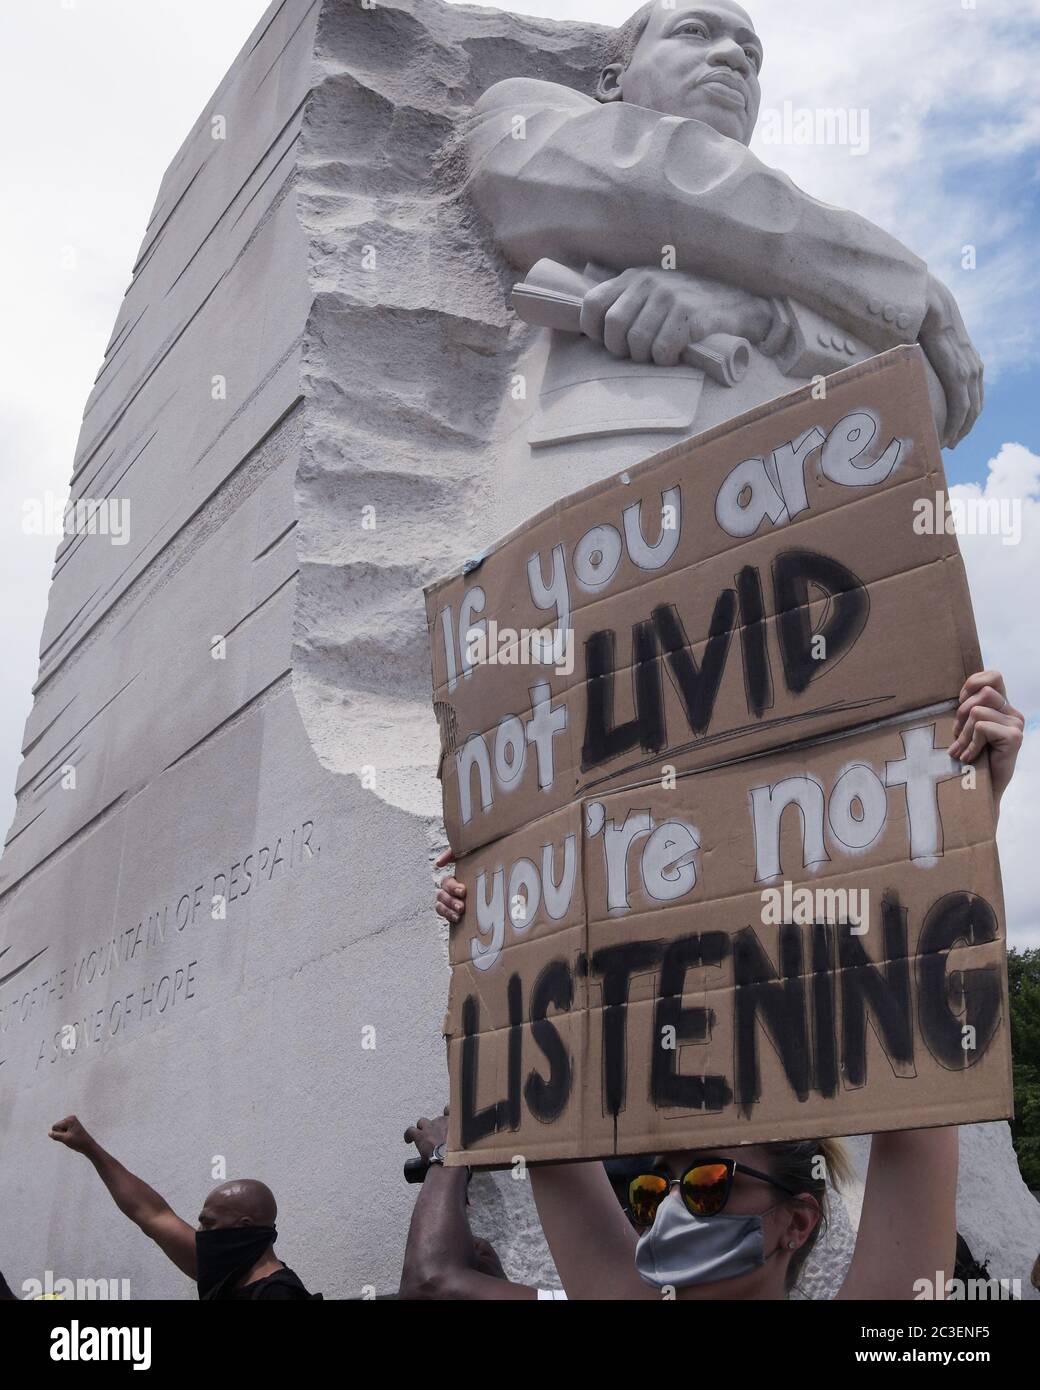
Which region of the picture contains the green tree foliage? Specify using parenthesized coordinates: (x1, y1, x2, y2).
(1007, 947, 1040, 1190)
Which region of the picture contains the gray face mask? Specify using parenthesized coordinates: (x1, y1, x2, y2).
(634, 1192, 781, 1289)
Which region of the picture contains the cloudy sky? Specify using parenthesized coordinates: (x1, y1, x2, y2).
(0, 0, 1037, 944)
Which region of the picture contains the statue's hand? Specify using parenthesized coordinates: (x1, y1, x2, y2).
(579, 267, 772, 367)
(918, 273, 983, 449)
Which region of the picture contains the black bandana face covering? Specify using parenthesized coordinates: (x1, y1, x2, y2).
(195, 1225, 277, 1299)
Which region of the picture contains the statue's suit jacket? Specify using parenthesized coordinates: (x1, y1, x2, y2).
(464, 79, 937, 452)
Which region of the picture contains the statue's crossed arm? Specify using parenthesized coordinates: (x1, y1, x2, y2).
(464, 77, 981, 447)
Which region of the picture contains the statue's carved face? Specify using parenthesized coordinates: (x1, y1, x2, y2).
(599, 2, 763, 145)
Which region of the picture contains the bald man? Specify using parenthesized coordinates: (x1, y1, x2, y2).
(48, 1115, 320, 1300)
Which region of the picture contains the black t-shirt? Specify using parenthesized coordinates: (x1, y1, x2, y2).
(223, 1266, 322, 1301)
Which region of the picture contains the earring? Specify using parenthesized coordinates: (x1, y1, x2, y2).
(788, 1241, 796, 1249)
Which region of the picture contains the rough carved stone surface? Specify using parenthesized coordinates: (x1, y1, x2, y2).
(293, 0, 604, 818)
(0, 0, 1035, 1300)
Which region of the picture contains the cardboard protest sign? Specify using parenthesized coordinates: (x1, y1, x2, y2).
(425, 346, 1012, 1166)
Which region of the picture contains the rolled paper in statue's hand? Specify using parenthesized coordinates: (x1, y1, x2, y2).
(510, 258, 751, 387)
(680, 332, 751, 387)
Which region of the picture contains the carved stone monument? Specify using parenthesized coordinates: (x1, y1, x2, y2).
(0, 0, 1035, 1299)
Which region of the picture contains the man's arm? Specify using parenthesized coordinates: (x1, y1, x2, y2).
(464, 79, 981, 446)
(399, 1167, 535, 1300)
(399, 1114, 535, 1299)
(48, 1115, 197, 1279)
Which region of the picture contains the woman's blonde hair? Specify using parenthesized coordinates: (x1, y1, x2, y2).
(817, 1136, 855, 1191)
(762, 1136, 854, 1292)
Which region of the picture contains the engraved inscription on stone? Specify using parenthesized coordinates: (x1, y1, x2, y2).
(0, 819, 319, 1082)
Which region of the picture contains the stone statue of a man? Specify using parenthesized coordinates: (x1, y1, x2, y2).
(464, 0, 982, 506)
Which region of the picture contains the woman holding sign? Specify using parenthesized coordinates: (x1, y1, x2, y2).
(434, 670, 1023, 1300)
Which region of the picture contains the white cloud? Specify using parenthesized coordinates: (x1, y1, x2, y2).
(951, 444, 1040, 950)
(0, 0, 272, 832)
(952, 445, 1040, 715)
(486, 0, 1040, 379)
(996, 728, 1040, 951)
